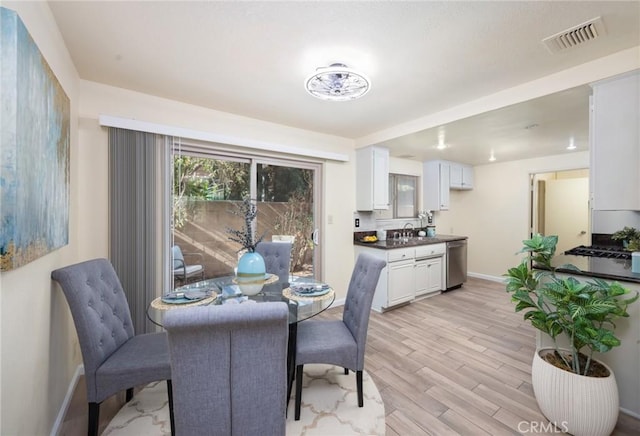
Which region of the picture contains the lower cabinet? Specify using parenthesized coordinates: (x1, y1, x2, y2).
(388, 259, 415, 307)
(415, 256, 443, 296)
(355, 244, 445, 312)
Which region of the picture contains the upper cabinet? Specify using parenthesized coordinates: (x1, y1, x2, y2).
(423, 160, 474, 210)
(423, 160, 450, 211)
(449, 163, 474, 190)
(356, 146, 389, 211)
(590, 71, 640, 211)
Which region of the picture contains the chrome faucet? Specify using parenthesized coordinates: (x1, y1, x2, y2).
(402, 222, 414, 238)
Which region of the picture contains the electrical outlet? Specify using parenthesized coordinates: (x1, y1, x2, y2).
(355, 218, 360, 228)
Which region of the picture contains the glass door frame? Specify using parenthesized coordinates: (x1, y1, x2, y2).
(165, 139, 324, 288)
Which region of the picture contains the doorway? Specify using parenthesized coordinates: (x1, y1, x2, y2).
(531, 169, 590, 254)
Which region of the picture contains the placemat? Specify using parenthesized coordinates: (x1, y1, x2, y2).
(283, 287, 335, 302)
(232, 272, 279, 286)
(150, 292, 217, 311)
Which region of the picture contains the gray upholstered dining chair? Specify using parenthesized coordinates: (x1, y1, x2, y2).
(164, 302, 289, 435)
(256, 241, 292, 285)
(51, 258, 174, 436)
(172, 244, 205, 284)
(294, 252, 386, 420)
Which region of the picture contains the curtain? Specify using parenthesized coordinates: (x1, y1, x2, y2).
(109, 128, 169, 334)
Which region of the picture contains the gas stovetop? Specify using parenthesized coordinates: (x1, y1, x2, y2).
(564, 245, 632, 260)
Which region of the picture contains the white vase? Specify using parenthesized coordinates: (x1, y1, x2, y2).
(532, 348, 619, 436)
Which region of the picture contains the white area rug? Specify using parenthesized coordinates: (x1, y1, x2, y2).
(103, 364, 385, 435)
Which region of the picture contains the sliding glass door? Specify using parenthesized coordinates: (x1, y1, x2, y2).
(170, 146, 321, 288)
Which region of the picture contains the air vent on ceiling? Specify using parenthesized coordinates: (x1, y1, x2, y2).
(542, 16, 606, 54)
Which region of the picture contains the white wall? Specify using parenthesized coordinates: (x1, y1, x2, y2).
(434, 151, 590, 280)
(0, 2, 82, 434)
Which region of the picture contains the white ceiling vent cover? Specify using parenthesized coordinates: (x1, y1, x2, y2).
(542, 17, 606, 54)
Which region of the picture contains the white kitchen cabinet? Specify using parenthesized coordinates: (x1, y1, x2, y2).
(590, 71, 640, 211)
(449, 163, 474, 190)
(415, 243, 446, 297)
(423, 160, 450, 211)
(356, 146, 389, 211)
(415, 257, 444, 296)
(388, 259, 416, 306)
(355, 243, 445, 311)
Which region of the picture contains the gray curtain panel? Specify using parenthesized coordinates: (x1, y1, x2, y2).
(109, 128, 167, 334)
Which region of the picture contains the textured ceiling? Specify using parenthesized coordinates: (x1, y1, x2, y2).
(48, 1, 640, 164)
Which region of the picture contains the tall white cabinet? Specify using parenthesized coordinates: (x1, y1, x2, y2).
(423, 160, 475, 211)
(590, 71, 640, 211)
(423, 160, 450, 211)
(356, 146, 389, 211)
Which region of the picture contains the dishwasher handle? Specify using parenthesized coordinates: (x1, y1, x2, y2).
(447, 241, 467, 249)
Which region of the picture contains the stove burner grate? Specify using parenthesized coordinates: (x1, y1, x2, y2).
(564, 245, 631, 260)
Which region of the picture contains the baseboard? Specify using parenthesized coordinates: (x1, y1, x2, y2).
(620, 407, 640, 420)
(331, 297, 345, 308)
(467, 272, 505, 283)
(50, 364, 84, 436)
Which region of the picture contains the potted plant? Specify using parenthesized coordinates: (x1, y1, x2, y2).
(505, 234, 638, 436)
(612, 226, 640, 251)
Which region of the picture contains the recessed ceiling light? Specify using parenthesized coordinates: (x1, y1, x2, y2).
(567, 137, 577, 150)
(305, 63, 370, 101)
(489, 151, 496, 162)
(436, 129, 447, 149)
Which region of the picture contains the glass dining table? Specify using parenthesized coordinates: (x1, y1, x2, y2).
(147, 274, 336, 403)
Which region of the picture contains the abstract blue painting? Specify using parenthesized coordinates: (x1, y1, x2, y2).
(0, 7, 70, 271)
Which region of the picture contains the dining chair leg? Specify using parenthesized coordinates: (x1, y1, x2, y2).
(167, 380, 175, 435)
(344, 367, 349, 375)
(88, 402, 99, 436)
(356, 370, 364, 407)
(125, 388, 133, 402)
(295, 364, 304, 421)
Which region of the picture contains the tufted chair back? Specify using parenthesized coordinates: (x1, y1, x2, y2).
(256, 241, 292, 285)
(51, 259, 135, 399)
(342, 253, 387, 369)
(52, 258, 175, 436)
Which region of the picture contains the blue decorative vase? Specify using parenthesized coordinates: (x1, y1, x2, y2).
(236, 251, 266, 295)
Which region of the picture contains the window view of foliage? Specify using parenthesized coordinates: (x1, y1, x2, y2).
(172, 155, 315, 278)
(173, 157, 249, 229)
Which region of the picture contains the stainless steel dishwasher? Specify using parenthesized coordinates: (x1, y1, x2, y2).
(446, 239, 467, 290)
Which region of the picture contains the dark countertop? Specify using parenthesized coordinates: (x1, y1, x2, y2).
(537, 253, 640, 284)
(353, 234, 467, 249)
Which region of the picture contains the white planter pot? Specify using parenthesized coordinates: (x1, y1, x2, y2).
(532, 348, 619, 436)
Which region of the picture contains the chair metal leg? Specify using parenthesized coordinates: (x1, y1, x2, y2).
(167, 380, 175, 435)
(88, 402, 100, 436)
(344, 367, 349, 375)
(356, 370, 364, 407)
(126, 388, 134, 402)
(295, 364, 304, 421)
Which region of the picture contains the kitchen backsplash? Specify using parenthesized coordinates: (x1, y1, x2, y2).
(353, 211, 428, 232)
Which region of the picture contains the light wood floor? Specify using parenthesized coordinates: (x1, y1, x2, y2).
(61, 277, 639, 435)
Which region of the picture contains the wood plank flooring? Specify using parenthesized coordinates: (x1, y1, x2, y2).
(61, 277, 639, 435)
(318, 276, 640, 436)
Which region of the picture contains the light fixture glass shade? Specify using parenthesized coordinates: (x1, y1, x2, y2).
(305, 63, 370, 101)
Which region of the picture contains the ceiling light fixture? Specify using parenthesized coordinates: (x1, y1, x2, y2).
(489, 151, 496, 162)
(567, 137, 577, 150)
(436, 129, 447, 150)
(305, 63, 370, 101)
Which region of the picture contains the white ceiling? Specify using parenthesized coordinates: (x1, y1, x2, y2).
(48, 1, 640, 165)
